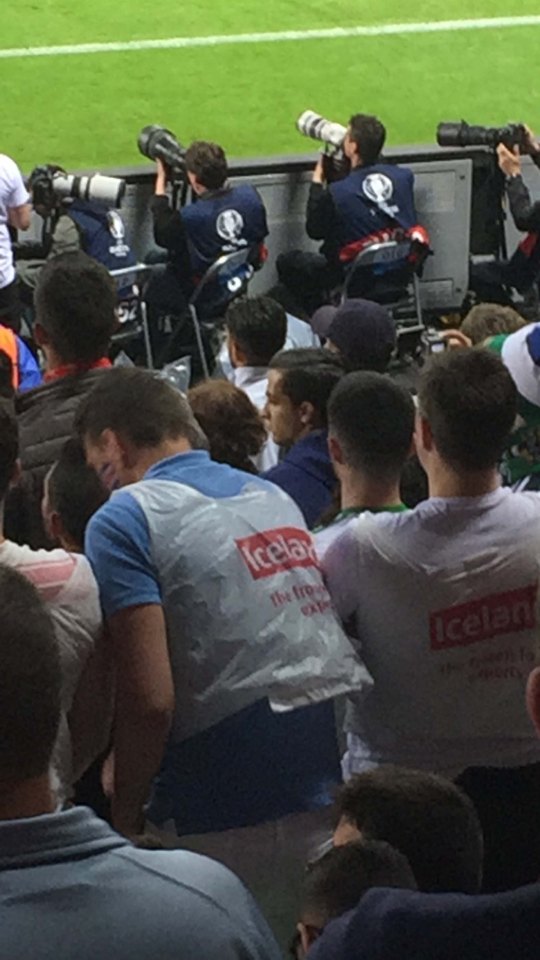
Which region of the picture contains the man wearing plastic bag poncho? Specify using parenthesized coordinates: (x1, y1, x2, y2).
(76, 367, 371, 946)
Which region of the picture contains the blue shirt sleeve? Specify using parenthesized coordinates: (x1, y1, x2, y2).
(85, 491, 161, 618)
(17, 338, 42, 392)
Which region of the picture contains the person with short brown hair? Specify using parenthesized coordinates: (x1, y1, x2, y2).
(149, 139, 268, 320)
(461, 302, 525, 345)
(324, 348, 540, 892)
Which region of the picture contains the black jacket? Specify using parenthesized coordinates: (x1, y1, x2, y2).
(506, 154, 540, 232)
(5, 368, 109, 549)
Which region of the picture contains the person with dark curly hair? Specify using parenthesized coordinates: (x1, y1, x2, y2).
(189, 379, 267, 474)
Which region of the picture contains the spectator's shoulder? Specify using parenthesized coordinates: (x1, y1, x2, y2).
(87, 488, 146, 538)
(113, 847, 279, 957)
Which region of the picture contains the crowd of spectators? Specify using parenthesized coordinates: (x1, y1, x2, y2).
(3, 113, 540, 959)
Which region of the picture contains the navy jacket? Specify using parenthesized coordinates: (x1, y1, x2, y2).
(152, 184, 268, 285)
(309, 885, 540, 960)
(307, 163, 417, 262)
(68, 201, 136, 273)
(263, 430, 335, 528)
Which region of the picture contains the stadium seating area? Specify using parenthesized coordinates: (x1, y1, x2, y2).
(2, 114, 540, 960)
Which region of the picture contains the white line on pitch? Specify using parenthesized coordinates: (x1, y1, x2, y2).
(1, 16, 540, 60)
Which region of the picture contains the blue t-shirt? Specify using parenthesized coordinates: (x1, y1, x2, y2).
(86, 451, 341, 834)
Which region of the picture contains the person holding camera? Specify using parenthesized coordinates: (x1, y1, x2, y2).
(469, 127, 540, 304)
(0, 152, 31, 331)
(278, 115, 426, 313)
(17, 165, 136, 303)
(147, 141, 268, 318)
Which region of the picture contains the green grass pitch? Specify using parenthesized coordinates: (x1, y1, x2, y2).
(3, 0, 540, 172)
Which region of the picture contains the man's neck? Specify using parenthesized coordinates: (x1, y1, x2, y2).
(427, 462, 501, 499)
(43, 348, 108, 377)
(43, 346, 63, 373)
(340, 471, 403, 511)
(0, 774, 56, 821)
(128, 438, 194, 481)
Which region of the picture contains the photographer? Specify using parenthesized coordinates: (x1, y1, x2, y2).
(147, 141, 268, 317)
(0, 152, 31, 331)
(17, 165, 136, 302)
(470, 127, 540, 304)
(278, 115, 426, 312)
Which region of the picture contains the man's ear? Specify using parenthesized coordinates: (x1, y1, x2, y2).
(299, 400, 316, 430)
(414, 414, 433, 457)
(526, 667, 540, 737)
(9, 458, 22, 489)
(328, 434, 345, 467)
(297, 922, 320, 956)
(48, 510, 64, 547)
(33, 322, 49, 348)
(227, 334, 244, 368)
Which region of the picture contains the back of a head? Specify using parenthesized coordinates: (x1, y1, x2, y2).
(461, 303, 525, 345)
(226, 296, 287, 367)
(35, 251, 117, 364)
(328, 372, 414, 481)
(47, 438, 109, 551)
(336, 766, 483, 893)
(75, 367, 207, 449)
(0, 565, 61, 780)
(418, 349, 518, 472)
(302, 839, 417, 928)
(349, 114, 386, 165)
(189, 380, 266, 472)
(185, 140, 228, 190)
(269, 348, 345, 429)
(327, 299, 396, 373)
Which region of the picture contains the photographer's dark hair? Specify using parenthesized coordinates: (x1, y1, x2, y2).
(269, 348, 345, 429)
(418, 349, 518, 472)
(0, 403, 19, 502)
(35, 251, 116, 364)
(348, 114, 386, 165)
(47, 438, 109, 551)
(186, 141, 228, 190)
(329, 372, 414, 481)
(226, 296, 287, 366)
(336, 766, 483, 894)
(0, 566, 62, 780)
(303, 839, 416, 925)
(189, 380, 266, 474)
(75, 367, 208, 450)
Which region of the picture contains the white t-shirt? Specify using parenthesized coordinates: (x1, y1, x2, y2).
(322, 488, 540, 778)
(0, 154, 29, 288)
(0, 541, 102, 792)
(315, 506, 408, 561)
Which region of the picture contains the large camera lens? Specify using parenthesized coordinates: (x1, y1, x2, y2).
(437, 120, 527, 151)
(296, 111, 347, 149)
(137, 125, 186, 176)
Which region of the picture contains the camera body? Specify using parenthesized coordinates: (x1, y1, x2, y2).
(30, 165, 125, 209)
(296, 110, 351, 180)
(422, 328, 446, 355)
(437, 120, 528, 152)
(137, 125, 186, 181)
